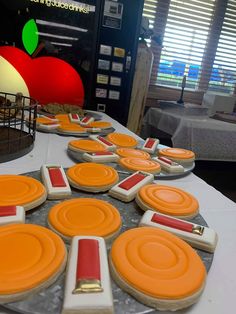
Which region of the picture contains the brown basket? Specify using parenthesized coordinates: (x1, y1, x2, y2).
(0, 92, 37, 163)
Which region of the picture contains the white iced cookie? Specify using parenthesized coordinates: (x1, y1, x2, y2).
(139, 210, 218, 253)
(89, 135, 116, 151)
(0, 206, 25, 226)
(82, 151, 119, 163)
(69, 113, 81, 123)
(62, 236, 114, 314)
(80, 116, 94, 126)
(41, 165, 71, 199)
(85, 128, 101, 133)
(153, 156, 184, 173)
(141, 138, 159, 154)
(109, 171, 154, 202)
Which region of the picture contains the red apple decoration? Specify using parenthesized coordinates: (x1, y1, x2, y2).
(0, 46, 84, 107)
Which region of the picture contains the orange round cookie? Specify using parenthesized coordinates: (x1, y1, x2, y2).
(107, 133, 138, 148)
(67, 162, 119, 192)
(48, 198, 121, 242)
(0, 223, 67, 303)
(116, 148, 150, 160)
(68, 139, 106, 153)
(110, 227, 206, 311)
(88, 121, 112, 129)
(0, 175, 47, 211)
(158, 148, 195, 164)
(55, 114, 70, 123)
(136, 184, 199, 219)
(119, 157, 161, 174)
(58, 123, 86, 133)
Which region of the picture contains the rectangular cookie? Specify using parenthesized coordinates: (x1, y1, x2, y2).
(37, 123, 60, 131)
(41, 165, 71, 199)
(153, 157, 184, 173)
(80, 116, 94, 126)
(82, 151, 119, 163)
(89, 135, 116, 151)
(141, 138, 159, 154)
(69, 113, 81, 123)
(139, 210, 218, 253)
(62, 236, 114, 314)
(0, 206, 25, 226)
(109, 171, 154, 202)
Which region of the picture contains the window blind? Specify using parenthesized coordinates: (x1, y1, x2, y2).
(143, 0, 236, 95)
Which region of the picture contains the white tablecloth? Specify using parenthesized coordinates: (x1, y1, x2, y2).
(142, 106, 236, 161)
(0, 111, 236, 314)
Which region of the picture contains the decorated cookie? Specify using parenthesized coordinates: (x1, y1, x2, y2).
(69, 113, 81, 123)
(110, 227, 206, 311)
(152, 156, 184, 173)
(158, 148, 195, 165)
(109, 171, 154, 202)
(89, 135, 116, 151)
(82, 151, 119, 163)
(0, 206, 25, 226)
(116, 148, 150, 160)
(107, 133, 138, 148)
(58, 123, 86, 134)
(139, 210, 218, 253)
(141, 138, 159, 154)
(36, 122, 60, 132)
(118, 157, 161, 174)
(68, 139, 106, 154)
(48, 198, 121, 242)
(36, 116, 58, 125)
(80, 116, 94, 126)
(136, 184, 199, 219)
(88, 121, 112, 129)
(67, 163, 119, 192)
(0, 175, 47, 211)
(55, 114, 70, 123)
(0, 224, 67, 303)
(41, 165, 71, 199)
(62, 236, 114, 314)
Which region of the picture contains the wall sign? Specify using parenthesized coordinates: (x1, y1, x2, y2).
(100, 45, 112, 56)
(110, 76, 121, 86)
(112, 62, 123, 72)
(97, 74, 109, 84)
(102, 0, 123, 29)
(96, 88, 107, 98)
(98, 59, 110, 70)
(109, 90, 120, 100)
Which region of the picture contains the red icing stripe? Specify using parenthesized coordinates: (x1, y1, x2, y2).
(92, 151, 113, 156)
(118, 173, 146, 190)
(48, 168, 67, 187)
(144, 138, 156, 148)
(82, 116, 91, 123)
(71, 114, 79, 120)
(97, 136, 113, 146)
(159, 157, 173, 165)
(76, 239, 101, 281)
(151, 213, 193, 233)
(0, 206, 17, 217)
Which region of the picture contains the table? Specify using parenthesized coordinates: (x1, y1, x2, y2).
(141, 105, 236, 161)
(1, 112, 236, 314)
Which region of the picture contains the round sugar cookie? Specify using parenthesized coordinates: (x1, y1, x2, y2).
(67, 163, 119, 192)
(58, 123, 86, 133)
(0, 175, 47, 211)
(48, 198, 121, 242)
(55, 114, 70, 123)
(0, 223, 67, 303)
(116, 148, 150, 160)
(136, 184, 199, 219)
(110, 227, 206, 311)
(158, 148, 195, 164)
(107, 133, 138, 148)
(119, 157, 161, 174)
(68, 139, 106, 153)
(88, 121, 112, 129)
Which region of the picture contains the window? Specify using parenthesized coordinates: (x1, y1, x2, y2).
(144, 0, 236, 96)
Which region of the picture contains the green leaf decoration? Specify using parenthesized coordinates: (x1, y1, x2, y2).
(22, 19, 39, 55)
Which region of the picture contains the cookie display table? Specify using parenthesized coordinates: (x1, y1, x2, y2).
(0, 111, 236, 314)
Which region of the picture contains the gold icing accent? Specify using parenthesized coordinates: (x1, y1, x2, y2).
(192, 225, 204, 235)
(72, 279, 103, 294)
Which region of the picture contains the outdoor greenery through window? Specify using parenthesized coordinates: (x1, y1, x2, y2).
(143, 0, 236, 95)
